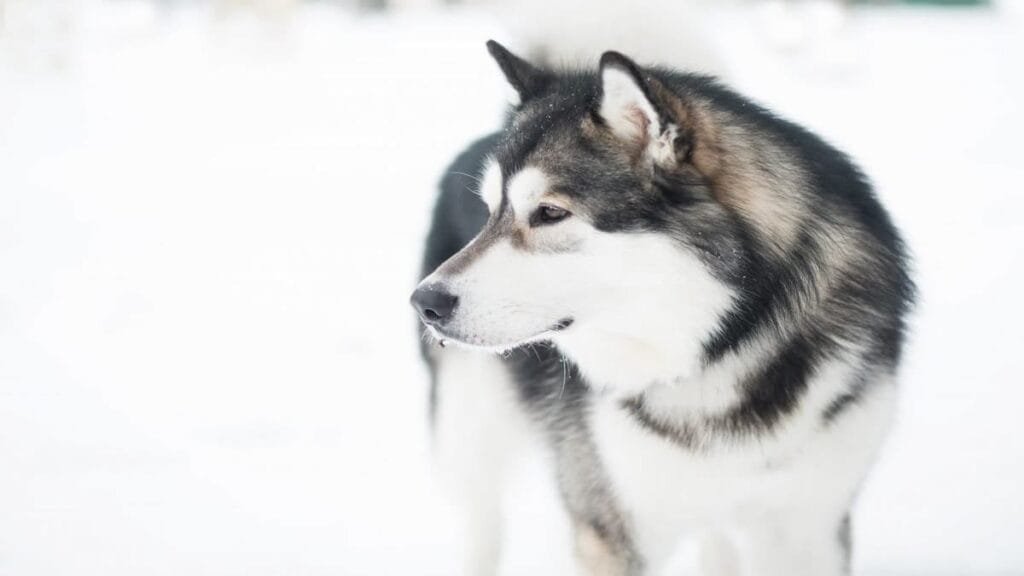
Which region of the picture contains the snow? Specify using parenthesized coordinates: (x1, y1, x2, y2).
(1, 2, 1023, 574)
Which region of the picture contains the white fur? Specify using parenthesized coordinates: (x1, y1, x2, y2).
(634, 339, 777, 424)
(426, 238, 578, 348)
(590, 358, 898, 574)
(431, 347, 533, 576)
(547, 231, 734, 395)
(506, 166, 549, 216)
(478, 158, 502, 212)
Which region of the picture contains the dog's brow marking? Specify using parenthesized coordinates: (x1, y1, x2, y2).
(479, 158, 502, 211)
(506, 166, 549, 216)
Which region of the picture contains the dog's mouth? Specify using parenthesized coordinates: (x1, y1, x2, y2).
(428, 317, 574, 350)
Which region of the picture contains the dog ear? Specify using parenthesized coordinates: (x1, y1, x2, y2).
(596, 51, 706, 170)
(596, 51, 667, 149)
(486, 40, 552, 104)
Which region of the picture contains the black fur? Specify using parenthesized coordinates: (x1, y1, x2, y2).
(486, 40, 553, 102)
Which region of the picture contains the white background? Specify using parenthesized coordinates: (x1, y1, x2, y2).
(1, 1, 1023, 574)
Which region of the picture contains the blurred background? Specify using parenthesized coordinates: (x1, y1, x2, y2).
(1, 0, 1022, 574)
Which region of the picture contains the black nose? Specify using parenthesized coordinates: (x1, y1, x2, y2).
(411, 286, 458, 326)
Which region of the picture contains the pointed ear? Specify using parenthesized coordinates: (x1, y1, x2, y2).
(486, 40, 552, 103)
(596, 51, 666, 147)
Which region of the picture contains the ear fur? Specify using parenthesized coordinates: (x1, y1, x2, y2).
(486, 40, 552, 104)
(597, 51, 665, 146)
(596, 51, 703, 170)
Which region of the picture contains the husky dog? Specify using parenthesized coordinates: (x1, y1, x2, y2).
(412, 41, 913, 576)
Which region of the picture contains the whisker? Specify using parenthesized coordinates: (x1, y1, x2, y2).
(451, 171, 483, 184)
(451, 171, 486, 198)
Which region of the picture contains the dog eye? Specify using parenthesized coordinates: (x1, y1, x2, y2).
(530, 204, 571, 227)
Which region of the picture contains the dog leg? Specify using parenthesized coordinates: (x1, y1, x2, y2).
(431, 348, 528, 576)
(738, 509, 850, 576)
(459, 498, 501, 576)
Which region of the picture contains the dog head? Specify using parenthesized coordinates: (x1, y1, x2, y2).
(412, 42, 794, 392)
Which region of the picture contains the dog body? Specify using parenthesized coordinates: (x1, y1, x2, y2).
(414, 43, 913, 575)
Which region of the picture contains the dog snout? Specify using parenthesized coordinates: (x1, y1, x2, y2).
(411, 285, 459, 326)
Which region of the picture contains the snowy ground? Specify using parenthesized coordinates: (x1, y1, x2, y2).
(1, 2, 1023, 575)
